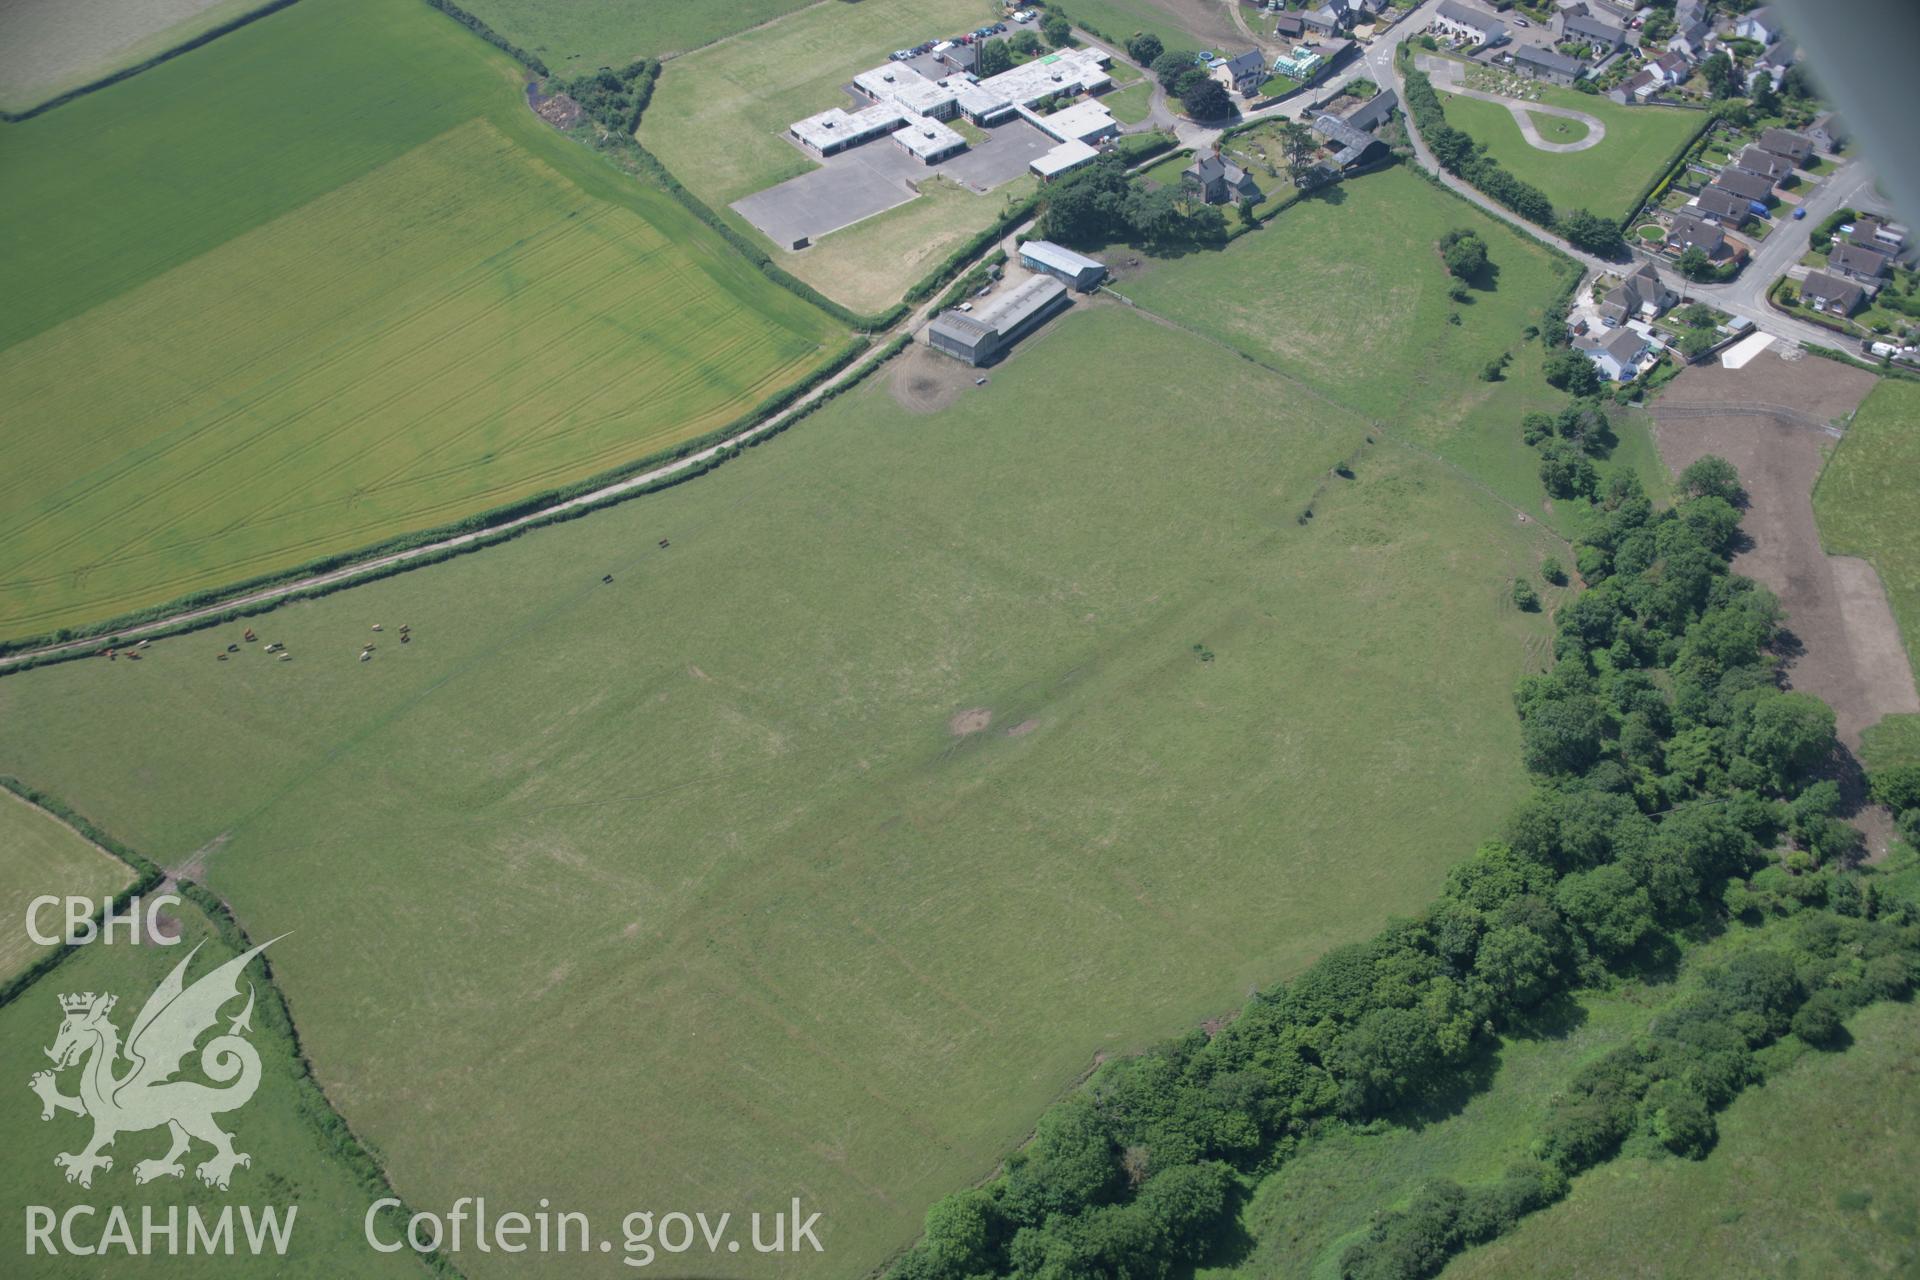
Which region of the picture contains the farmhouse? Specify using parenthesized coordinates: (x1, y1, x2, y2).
(1512, 47, 1583, 86)
(1668, 210, 1727, 256)
(926, 275, 1070, 365)
(1756, 127, 1814, 165)
(1430, 2, 1507, 49)
(1019, 240, 1107, 291)
(1030, 139, 1100, 180)
(1800, 271, 1864, 316)
(1829, 240, 1892, 282)
(1184, 150, 1262, 204)
(1212, 49, 1267, 96)
(1574, 326, 1653, 381)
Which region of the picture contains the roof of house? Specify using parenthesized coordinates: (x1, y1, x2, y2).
(1712, 168, 1775, 202)
(1757, 127, 1812, 159)
(1617, 68, 1656, 97)
(1564, 13, 1625, 43)
(1694, 186, 1750, 220)
(1602, 327, 1649, 362)
(1761, 39, 1796, 67)
(1801, 270, 1864, 309)
(1436, 0, 1503, 35)
(1514, 46, 1583, 75)
(1215, 48, 1264, 79)
(1733, 147, 1793, 180)
(1274, 13, 1306, 36)
(1654, 51, 1690, 76)
(1187, 151, 1227, 183)
(1830, 241, 1892, 277)
(1850, 215, 1890, 244)
(1669, 211, 1726, 250)
(1626, 260, 1665, 290)
(1019, 240, 1106, 278)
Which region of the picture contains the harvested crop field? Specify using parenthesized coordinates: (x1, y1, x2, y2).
(0, 0, 846, 640)
(0, 304, 1563, 1279)
(1650, 354, 1919, 759)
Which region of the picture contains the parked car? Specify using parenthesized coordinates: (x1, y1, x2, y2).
(1514, 16, 1529, 26)
(1794, 207, 1808, 219)
(890, 49, 913, 60)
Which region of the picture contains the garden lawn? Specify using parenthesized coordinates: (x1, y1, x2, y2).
(450, 0, 815, 73)
(0, 0, 847, 640)
(0, 893, 429, 1279)
(1105, 78, 1155, 124)
(1123, 166, 1578, 431)
(0, 304, 1561, 1280)
(1436, 88, 1702, 223)
(638, 0, 1027, 312)
(1813, 378, 1920, 683)
(1444, 999, 1920, 1279)
(0, 791, 130, 982)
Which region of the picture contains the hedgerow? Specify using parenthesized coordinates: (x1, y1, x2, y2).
(889, 457, 1919, 1279)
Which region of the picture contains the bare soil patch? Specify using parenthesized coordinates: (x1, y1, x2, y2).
(888, 343, 974, 415)
(1652, 355, 1920, 858)
(1006, 718, 1040, 737)
(949, 707, 992, 736)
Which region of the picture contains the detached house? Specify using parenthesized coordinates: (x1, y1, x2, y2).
(1575, 327, 1653, 381)
(1829, 240, 1893, 283)
(1712, 168, 1776, 205)
(1732, 147, 1794, 183)
(1668, 210, 1727, 257)
(1212, 49, 1267, 96)
(1693, 185, 1752, 226)
(1184, 150, 1262, 205)
(1800, 270, 1864, 316)
(1736, 6, 1784, 45)
(1598, 261, 1676, 326)
(1757, 127, 1814, 165)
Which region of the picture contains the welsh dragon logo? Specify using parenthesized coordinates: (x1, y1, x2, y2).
(29, 937, 281, 1190)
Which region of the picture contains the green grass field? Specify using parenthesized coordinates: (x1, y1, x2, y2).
(637, 0, 1023, 313)
(1814, 378, 1920, 684)
(1064, 0, 1240, 55)
(0, 791, 131, 981)
(0, 893, 429, 1278)
(1122, 166, 1576, 430)
(1436, 88, 1701, 223)
(455, 0, 815, 72)
(1445, 998, 1920, 1279)
(0, 303, 1563, 1279)
(1104, 78, 1155, 124)
(0, 0, 846, 640)
(1202, 917, 1796, 1280)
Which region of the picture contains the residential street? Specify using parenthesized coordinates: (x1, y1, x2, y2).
(1096, 0, 1880, 353)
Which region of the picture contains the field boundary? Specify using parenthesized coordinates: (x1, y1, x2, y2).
(0, 777, 461, 1276)
(0, 0, 305, 122)
(0, 334, 865, 665)
(0, 330, 924, 675)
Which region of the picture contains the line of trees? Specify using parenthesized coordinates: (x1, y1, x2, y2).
(1402, 67, 1625, 255)
(890, 452, 1918, 1280)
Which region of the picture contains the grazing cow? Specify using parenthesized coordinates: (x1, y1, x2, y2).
(602, 574, 614, 584)
(658, 539, 669, 549)
(243, 629, 257, 642)
(371, 623, 383, 632)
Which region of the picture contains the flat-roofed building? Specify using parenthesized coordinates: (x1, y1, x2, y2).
(926, 276, 1071, 365)
(1019, 240, 1107, 290)
(1030, 139, 1100, 180)
(789, 103, 909, 155)
(892, 114, 968, 163)
(1034, 99, 1119, 145)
